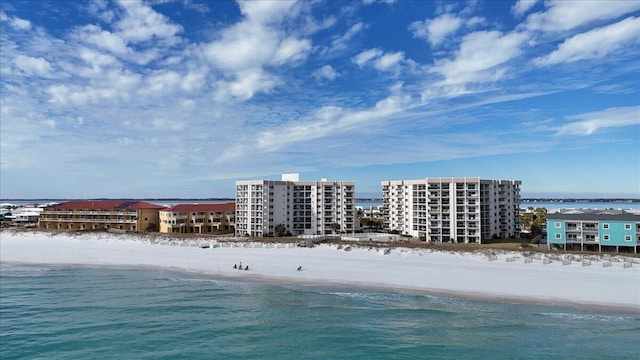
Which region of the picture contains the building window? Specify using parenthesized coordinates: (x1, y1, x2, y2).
(555, 222, 561, 228)
(555, 233, 561, 239)
(625, 235, 631, 241)
(603, 223, 609, 229)
(603, 235, 610, 241)
(624, 224, 631, 230)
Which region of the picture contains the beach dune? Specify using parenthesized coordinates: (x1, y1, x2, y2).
(1, 231, 638, 312)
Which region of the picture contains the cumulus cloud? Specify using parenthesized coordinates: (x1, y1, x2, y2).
(525, 0, 640, 32)
(213, 68, 280, 102)
(409, 13, 463, 47)
(555, 106, 640, 136)
(535, 17, 640, 66)
(115, 0, 183, 43)
(270, 36, 312, 65)
(430, 30, 529, 86)
(10, 15, 32, 30)
(312, 65, 338, 82)
(237, 0, 298, 25)
(352, 49, 407, 73)
(352, 48, 383, 67)
(511, 0, 539, 18)
(74, 25, 130, 56)
(201, 1, 311, 102)
(13, 55, 53, 76)
(373, 51, 405, 72)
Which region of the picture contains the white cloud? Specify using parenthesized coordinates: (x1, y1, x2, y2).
(75, 25, 130, 56)
(115, 0, 183, 43)
(13, 55, 53, 76)
(555, 106, 640, 136)
(270, 36, 312, 65)
(213, 68, 280, 101)
(204, 21, 278, 72)
(430, 30, 529, 86)
(324, 22, 364, 54)
(237, 0, 298, 24)
(180, 68, 208, 92)
(352, 48, 383, 67)
(79, 47, 119, 68)
(409, 13, 463, 47)
(201, 1, 310, 102)
(312, 65, 338, 82)
(525, 0, 640, 32)
(0, 13, 31, 30)
(85, 0, 115, 23)
(466, 16, 485, 28)
(373, 51, 405, 72)
(255, 82, 412, 152)
(511, 0, 539, 18)
(10, 15, 32, 30)
(535, 17, 640, 66)
(139, 70, 181, 95)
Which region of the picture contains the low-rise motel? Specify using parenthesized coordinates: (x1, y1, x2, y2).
(546, 210, 640, 253)
(38, 200, 164, 232)
(159, 203, 235, 234)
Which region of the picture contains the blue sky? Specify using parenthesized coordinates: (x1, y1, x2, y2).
(1, 0, 639, 199)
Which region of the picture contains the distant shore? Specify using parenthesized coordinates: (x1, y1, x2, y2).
(2, 197, 639, 203)
(1, 230, 638, 313)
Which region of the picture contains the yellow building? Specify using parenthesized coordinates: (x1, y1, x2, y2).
(159, 203, 235, 234)
(39, 200, 165, 232)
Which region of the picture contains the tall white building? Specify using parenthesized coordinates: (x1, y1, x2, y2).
(235, 174, 356, 237)
(381, 177, 521, 243)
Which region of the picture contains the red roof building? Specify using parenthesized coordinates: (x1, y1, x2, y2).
(39, 200, 166, 232)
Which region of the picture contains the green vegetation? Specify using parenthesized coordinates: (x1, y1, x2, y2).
(521, 207, 547, 238)
(360, 217, 384, 229)
(275, 224, 286, 237)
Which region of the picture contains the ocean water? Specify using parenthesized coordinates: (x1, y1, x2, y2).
(1, 264, 638, 360)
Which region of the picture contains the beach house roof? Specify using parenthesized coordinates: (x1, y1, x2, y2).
(53, 200, 165, 211)
(161, 203, 236, 212)
(547, 209, 640, 222)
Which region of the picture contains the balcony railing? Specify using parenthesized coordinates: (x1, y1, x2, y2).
(41, 218, 136, 223)
(44, 210, 137, 216)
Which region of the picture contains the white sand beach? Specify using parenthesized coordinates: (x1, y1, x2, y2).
(1, 231, 639, 312)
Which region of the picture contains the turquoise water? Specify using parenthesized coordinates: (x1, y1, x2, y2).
(1, 264, 638, 359)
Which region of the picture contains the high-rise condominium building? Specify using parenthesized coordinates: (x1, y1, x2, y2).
(381, 177, 521, 243)
(235, 173, 356, 237)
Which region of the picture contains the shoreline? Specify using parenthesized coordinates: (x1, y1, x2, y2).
(1, 231, 639, 314)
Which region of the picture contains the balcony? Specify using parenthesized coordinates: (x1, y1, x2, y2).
(44, 218, 136, 223)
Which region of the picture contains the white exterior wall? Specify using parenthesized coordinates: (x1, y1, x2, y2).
(480, 179, 521, 240)
(236, 176, 355, 237)
(382, 177, 520, 243)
